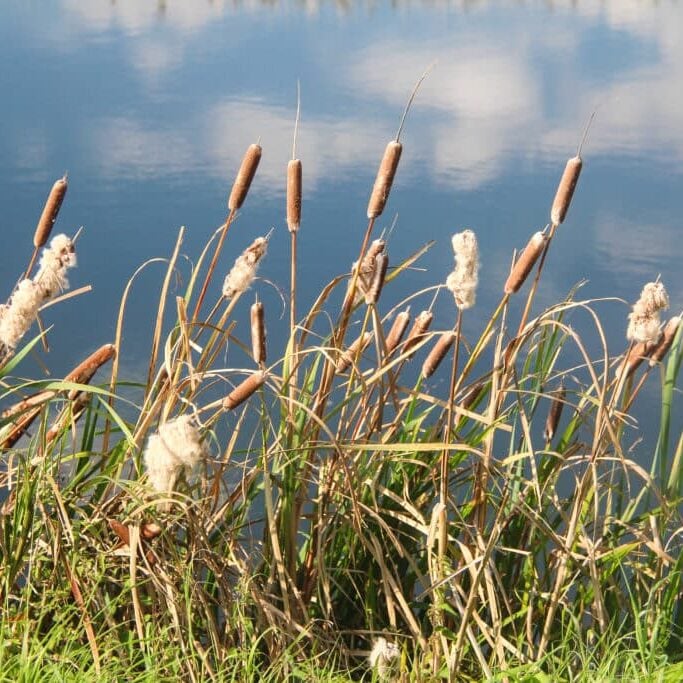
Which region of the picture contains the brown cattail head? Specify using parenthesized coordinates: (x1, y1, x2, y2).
(385, 308, 410, 356)
(544, 386, 566, 442)
(422, 331, 456, 378)
(141, 522, 163, 540)
(366, 253, 389, 305)
(223, 370, 266, 410)
(65, 343, 116, 386)
(460, 381, 485, 412)
(623, 341, 652, 378)
(403, 310, 433, 358)
(250, 301, 266, 366)
(228, 143, 262, 211)
(348, 239, 386, 306)
(286, 159, 302, 232)
(649, 316, 681, 366)
(367, 140, 402, 219)
(34, 175, 68, 248)
(550, 156, 582, 226)
(336, 331, 372, 373)
(504, 231, 548, 294)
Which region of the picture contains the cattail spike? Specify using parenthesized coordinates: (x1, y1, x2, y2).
(228, 143, 262, 211)
(385, 308, 410, 356)
(403, 310, 433, 358)
(64, 343, 116, 399)
(287, 159, 302, 232)
(649, 316, 680, 366)
(623, 341, 652, 378)
(336, 332, 372, 373)
(544, 386, 566, 442)
(223, 371, 266, 410)
(422, 331, 456, 378)
(550, 156, 582, 226)
(367, 141, 402, 219)
(250, 301, 267, 366)
(366, 253, 389, 305)
(34, 175, 68, 248)
(460, 381, 485, 412)
(504, 231, 548, 294)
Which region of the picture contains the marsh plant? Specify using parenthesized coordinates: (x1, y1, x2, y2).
(0, 82, 682, 682)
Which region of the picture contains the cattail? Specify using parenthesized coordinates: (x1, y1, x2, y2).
(504, 231, 547, 294)
(422, 331, 456, 378)
(250, 301, 266, 366)
(446, 230, 479, 310)
(649, 316, 681, 366)
(544, 386, 566, 442)
(369, 637, 400, 680)
(349, 239, 386, 305)
(223, 370, 266, 410)
(627, 281, 669, 345)
(337, 331, 372, 373)
(222, 236, 268, 299)
(460, 381, 485, 412)
(228, 143, 262, 211)
(143, 415, 206, 498)
(403, 310, 433, 357)
(385, 308, 410, 356)
(623, 341, 652, 378)
(367, 141, 402, 219)
(287, 159, 302, 232)
(34, 175, 68, 248)
(550, 156, 582, 226)
(64, 343, 116, 398)
(34, 233, 77, 296)
(366, 253, 388, 305)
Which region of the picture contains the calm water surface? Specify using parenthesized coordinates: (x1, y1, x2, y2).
(1, 1, 681, 454)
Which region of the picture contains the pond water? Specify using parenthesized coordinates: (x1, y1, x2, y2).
(1, 1, 681, 457)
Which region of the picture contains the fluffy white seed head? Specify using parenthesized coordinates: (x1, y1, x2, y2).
(447, 229, 479, 310)
(627, 281, 669, 345)
(35, 233, 77, 296)
(369, 637, 400, 680)
(349, 239, 386, 305)
(222, 236, 268, 299)
(0, 280, 43, 352)
(143, 415, 206, 497)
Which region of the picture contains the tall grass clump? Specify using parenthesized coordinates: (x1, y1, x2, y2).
(1, 86, 682, 682)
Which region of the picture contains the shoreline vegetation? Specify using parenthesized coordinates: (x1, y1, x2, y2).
(0, 80, 682, 682)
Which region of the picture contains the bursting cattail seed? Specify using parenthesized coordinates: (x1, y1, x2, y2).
(385, 309, 410, 356)
(228, 143, 262, 211)
(286, 159, 302, 232)
(250, 301, 266, 366)
(34, 175, 68, 248)
(367, 140, 402, 219)
(222, 236, 268, 299)
(504, 232, 547, 294)
(649, 316, 681, 366)
(422, 331, 456, 378)
(550, 156, 582, 226)
(336, 332, 372, 373)
(624, 341, 651, 378)
(223, 370, 266, 410)
(544, 387, 566, 442)
(403, 310, 433, 357)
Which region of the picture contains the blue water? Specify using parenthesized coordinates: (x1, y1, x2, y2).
(1, 1, 681, 456)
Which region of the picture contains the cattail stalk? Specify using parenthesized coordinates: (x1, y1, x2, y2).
(336, 332, 372, 373)
(366, 253, 388, 305)
(422, 331, 456, 378)
(367, 141, 402, 219)
(385, 308, 411, 356)
(504, 232, 548, 294)
(550, 156, 582, 226)
(649, 316, 681, 366)
(403, 310, 433, 358)
(223, 370, 266, 410)
(287, 159, 302, 233)
(25, 175, 69, 277)
(250, 301, 266, 366)
(544, 386, 566, 442)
